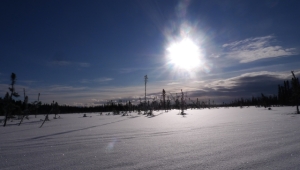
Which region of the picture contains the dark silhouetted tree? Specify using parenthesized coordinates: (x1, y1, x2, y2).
(144, 75, 148, 114)
(291, 71, 300, 114)
(162, 89, 166, 111)
(3, 73, 20, 127)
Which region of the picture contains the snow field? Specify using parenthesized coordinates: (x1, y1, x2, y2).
(1, 106, 300, 169)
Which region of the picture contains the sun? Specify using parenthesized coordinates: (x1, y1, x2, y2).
(167, 38, 202, 70)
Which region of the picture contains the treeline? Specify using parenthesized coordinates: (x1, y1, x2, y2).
(0, 100, 139, 115)
(1, 71, 300, 116)
(226, 94, 278, 108)
(227, 71, 300, 113)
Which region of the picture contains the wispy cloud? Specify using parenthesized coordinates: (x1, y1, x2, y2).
(50, 60, 91, 67)
(80, 77, 113, 84)
(18, 80, 38, 85)
(167, 82, 180, 85)
(94, 78, 113, 83)
(118, 67, 153, 74)
(80, 79, 89, 84)
(187, 71, 299, 102)
(119, 68, 137, 74)
(222, 35, 297, 63)
(48, 85, 86, 91)
(2, 71, 299, 106)
(206, 71, 289, 90)
(52, 60, 71, 66)
(0, 83, 36, 99)
(85, 73, 271, 105)
(78, 62, 90, 67)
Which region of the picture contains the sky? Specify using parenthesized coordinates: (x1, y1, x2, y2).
(1, 0, 300, 106)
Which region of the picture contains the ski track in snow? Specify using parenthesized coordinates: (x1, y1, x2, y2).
(1, 107, 300, 170)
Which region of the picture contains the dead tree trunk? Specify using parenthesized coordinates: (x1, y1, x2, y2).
(40, 101, 54, 128)
(291, 71, 300, 114)
(19, 90, 29, 126)
(3, 111, 8, 127)
(35, 93, 40, 118)
(40, 112, 50, 128)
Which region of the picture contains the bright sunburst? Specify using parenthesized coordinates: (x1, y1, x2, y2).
(167, 38, 202, 70)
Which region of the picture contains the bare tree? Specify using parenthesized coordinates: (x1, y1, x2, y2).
(18, 88, 29, 126)
(3, 73, 20, 127)
(35, 93, 40, 118)
(291, 71, 300, 114)
(144, 75, 148, 114)
(181, 89, 185, 114)
(162, 89, 166, 111)
(40, 101, 59, 128)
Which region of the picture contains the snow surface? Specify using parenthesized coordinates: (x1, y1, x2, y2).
(1, 107, 300, 170)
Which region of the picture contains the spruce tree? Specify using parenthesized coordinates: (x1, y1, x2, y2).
(3, 73, 20, 127)
(162, 89, 166, 111)
(291, 71, 300, 114)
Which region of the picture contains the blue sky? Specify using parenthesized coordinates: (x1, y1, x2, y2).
(1, 0, 300, 106)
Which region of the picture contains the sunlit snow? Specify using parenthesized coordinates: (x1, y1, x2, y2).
(1, 107, 300, 169)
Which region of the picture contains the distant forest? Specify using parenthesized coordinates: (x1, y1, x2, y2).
(0, 71, 299, 115)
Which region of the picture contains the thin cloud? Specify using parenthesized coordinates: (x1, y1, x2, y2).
(80, 77, 113, 84)
(167, 82, 180, 85)
(94, 78, 113, 83)
(80, 79, 89, 84)
(118, 67, 154, 74)
(0, 83, 39, 101)
(3, 71, 299, 106)
(188, 71, 299, 102)
(47, 85, 86, 91)
(50, 60, 90, 67)
(119, 68, 137, 74)
(18, 80, 38, 85)
(51, 60, 71, 66)
(223, 35, 297, 63)
(205, 71, 292, 92)
(78, 62, 90, 67)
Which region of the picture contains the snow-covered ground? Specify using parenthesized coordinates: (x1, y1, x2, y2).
(1, 107, 300, 170)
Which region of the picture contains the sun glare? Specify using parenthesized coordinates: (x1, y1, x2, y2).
(167, 38, 202, 70)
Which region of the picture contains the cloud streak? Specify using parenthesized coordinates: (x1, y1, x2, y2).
(47, 85, 86, 92)
(51, 60, 71, 66)
(80, 77, 113, 84)
(187, 71, 299, 102)
(94, 78, 113, 83)
(2, 71, 299, 106)
(222, 35, 297, 63)
(50, 60, 91, 67)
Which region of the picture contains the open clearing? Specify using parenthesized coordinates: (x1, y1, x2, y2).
(1, 107, 300, 170)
